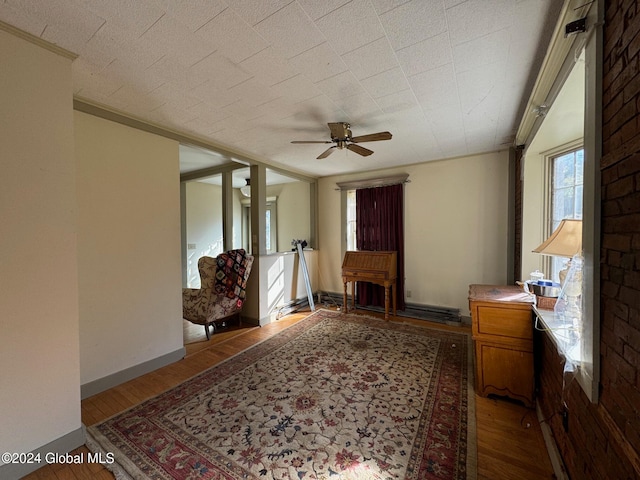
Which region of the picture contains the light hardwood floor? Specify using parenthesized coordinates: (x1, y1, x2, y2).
(23, 309, 555, 480)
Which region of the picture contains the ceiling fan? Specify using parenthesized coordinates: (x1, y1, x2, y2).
(291, 122, 392, 159)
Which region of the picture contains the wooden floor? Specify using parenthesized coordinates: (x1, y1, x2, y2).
(24, 309, 555, 480)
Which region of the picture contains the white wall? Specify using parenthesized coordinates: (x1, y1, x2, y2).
(0, 29, 82, 464)
(243, 251, 318, 324)
(75, 111, 183, 386)
(185, 181, 223, 287)
(318, 151, 510, 315)
(267, 181, 311, 251)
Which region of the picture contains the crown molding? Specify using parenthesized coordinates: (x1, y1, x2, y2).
(0, 20, 77, 60)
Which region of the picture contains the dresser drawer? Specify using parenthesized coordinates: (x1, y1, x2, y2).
(476, 306, 532, 340)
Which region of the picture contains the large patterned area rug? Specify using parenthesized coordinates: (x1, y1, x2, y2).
(87, 309, 476, 479)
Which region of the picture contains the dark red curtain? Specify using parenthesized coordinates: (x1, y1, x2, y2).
(356, 183, 405, 310)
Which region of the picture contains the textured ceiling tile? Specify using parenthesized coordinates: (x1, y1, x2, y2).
(137, 15, 216, 67)
(292, 95, 348, 124)
(341, 37, 398, 81)
(270, 75, 322, 104)
(163, 0, 227, 31)
(446, 0, 514, 46)
(189, 53, 253, 91)
(0, 2, 46, 37)
(369, 0, 412, 16)
(227, 78, 280, 108)
(337, 93, 385, 124)
(452, 28, 510, 74)
(240, 47, 298, 87)
(360, 67, 410, 99)
(314, 71, 367, 103)
(254, 2, 325, 59)
(227, 0, 292, 26)
(0, 0, 558, 177)
(110, 84, 166, 113)
(396, 32, 452, 77)
(380, 0, 447, 51)
(315, 0, 385, 55)
(195, 8, 268, 63)
(12, 0, 106, 51)
(297, 0, 351, 21)
(79, 0, 165, 38)
(375, 89, 417, 114)
(288, 43, 348, 83)
(146, 55, 210, 91)
(73, 61, 123, 97)
(456, 62, 507, 116)
(146, 104, 198, 129)
(408, 63, 457, 110)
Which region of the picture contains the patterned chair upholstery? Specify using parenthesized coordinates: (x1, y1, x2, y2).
(182, 249, 254, 340)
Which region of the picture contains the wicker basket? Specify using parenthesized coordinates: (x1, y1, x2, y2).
(536, 295, 557, 310)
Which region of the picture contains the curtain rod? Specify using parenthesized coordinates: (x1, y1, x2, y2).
(335, 174, 410, 191)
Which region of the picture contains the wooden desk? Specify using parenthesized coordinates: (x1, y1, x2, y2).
(469, 284, 535, 406)
(342, 251, 397, 320)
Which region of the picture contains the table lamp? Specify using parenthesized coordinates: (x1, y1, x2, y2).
(532, 219, 582, 285)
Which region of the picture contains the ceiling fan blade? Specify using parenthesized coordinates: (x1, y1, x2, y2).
(350, 131, 392, 143)
(317, 146, 336, 159)
(291, 140, 332, 144)
(346, 143, 373, 156)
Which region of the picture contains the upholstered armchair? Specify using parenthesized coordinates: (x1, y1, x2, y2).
(182, 249, 254, 340)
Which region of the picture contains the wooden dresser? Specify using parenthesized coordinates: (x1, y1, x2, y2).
(469, 284, 535, 407)
(342, 251, 397, 320)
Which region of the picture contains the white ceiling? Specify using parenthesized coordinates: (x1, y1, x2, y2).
(0, 0, 562, 178)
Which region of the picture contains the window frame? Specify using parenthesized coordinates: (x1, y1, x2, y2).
(543, 141, 585, 283)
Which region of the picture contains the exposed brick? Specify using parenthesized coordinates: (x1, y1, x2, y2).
(619, 192, 640, 214)
(603, 199, 622, 216)
(603, 232, 633, 251)
(617, 152, 640, 177)
(609, 96, 638, 134)
(604, 89, 624, 123)
(605, 175, 635, 199)
(621, 115, 640, 143)
(604, 213, 640, 233)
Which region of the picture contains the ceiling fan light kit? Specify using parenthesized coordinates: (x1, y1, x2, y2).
(292, 122, 392, 159)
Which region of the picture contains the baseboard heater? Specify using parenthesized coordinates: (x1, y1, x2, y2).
(317, 291, 461, 324)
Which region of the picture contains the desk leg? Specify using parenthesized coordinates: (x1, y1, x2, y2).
(343, 282, 348, 313)
(384, 286, 390, 320)
(392, 282, 397, 317)
(351, 281, 356, 313)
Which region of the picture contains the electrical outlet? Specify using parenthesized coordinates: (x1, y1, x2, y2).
(407, 290, 412, 298)
(187, 243, 196, 250)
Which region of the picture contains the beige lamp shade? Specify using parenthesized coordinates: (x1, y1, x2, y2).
(533, 219, 582, 257)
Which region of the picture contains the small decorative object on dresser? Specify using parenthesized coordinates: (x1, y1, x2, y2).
(469, 284, 535, 407)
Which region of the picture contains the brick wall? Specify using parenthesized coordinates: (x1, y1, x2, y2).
(537, 1, 640, 479)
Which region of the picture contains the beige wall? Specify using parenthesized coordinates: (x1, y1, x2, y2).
(318, 151, 510, 315)
(267, 180, 312, 251)
(184, 181, 224, 287)
(0, 29, 82, 462)
(75, 111, 183, 386)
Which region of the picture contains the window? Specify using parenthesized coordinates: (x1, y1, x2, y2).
(549, 148, 584, 282)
